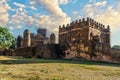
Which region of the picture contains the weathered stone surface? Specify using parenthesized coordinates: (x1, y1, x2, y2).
(59, 17, 111, 60)
(17, 28, 56, 48)
(14, 44, 62, 58)
(2, 17, 120, 63)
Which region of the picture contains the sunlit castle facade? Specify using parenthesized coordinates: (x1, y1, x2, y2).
(17, 28, 56, 48)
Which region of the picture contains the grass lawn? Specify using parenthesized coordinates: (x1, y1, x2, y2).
(0, 56, 120, 80)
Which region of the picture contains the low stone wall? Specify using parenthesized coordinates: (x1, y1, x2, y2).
(0, 49, 15, 56)
(15, 47, 34, 57)
(14, 44, 62, 58)
(0, 49, 4, 55)
(111, 48, 120, 58)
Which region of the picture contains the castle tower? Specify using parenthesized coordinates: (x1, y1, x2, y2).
(23, 29, 31, 47)
(17, 35, 23, 48)
(37, 28, 46, 37)
(105, 25, 111, 46)
(50, 33, 56, 44)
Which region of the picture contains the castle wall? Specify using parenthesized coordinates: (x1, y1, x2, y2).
(14, 44, 61, 58)
(15, 47, 34, 57)
(111, 48, 120, 58)
(110, 48, 120, 62)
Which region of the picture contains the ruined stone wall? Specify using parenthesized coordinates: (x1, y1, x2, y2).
(15, 47, 34, 57)
(14, 44, 61, 58)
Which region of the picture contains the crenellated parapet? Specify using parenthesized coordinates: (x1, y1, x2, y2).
(59, 17, 110, 33)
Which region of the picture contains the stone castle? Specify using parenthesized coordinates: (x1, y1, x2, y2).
(4, 17, 119, 62)
(17, 28, 56, 48)
(59, 17, 111, 59)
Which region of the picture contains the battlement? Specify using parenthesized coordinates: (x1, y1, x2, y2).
(59, 17, 110, 33)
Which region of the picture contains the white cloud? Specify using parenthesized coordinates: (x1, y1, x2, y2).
(10, 0, 71, 34)
(16, 26, 22, 29)
(30, 6, 37, 10)
(38, 0, 66, 17)
(0, 13, 9, 24)
(82, 1, 107, 17)
(26, 16, 35, 27)
(58, 0, 77, 5)
(0, 0, 12, 27)
(30, 0, 36, 5)
(9, 26, 14, 30)
(94, 1, 107, 7)
(8, 7, 28, 29)
(59, 0, 68, 4)
(13, 2, 26, 8)
(73, 11, 79, 14)
(95, 6, 120, 31)
(82, 4, 94, 17)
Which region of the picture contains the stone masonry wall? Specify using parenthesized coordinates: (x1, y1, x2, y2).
(14, 44, 61, 58)
(111, 48, 120, 58)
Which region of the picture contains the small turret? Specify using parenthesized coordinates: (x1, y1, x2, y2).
(87, 17, 90, 21)
(59, 25, 61, 28)
(82, 18, 85, 22)
(87, 17, 90, 26)
(79, 19, 81, 22)
(17, 35, 23, 48)
(67, 24, 69, 27)
(63, 24, 65, 28)
(91, 19, 94, 23)
(107, 25, 110, 31)
(50, 33, 56, 44)
(75, 20, 78, 23)
(107, 25, 110, 29)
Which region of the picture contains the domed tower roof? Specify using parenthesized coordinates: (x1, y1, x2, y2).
(24, 29, 30, 34)
(50, 33, 56, 44)
(23, 29, 30, 39)
(50, 33, 55, 39)
(17, 35, 23, 40)
(17, 35, 23, 48)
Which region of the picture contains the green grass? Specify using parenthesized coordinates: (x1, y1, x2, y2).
(0, 56, 120, 80)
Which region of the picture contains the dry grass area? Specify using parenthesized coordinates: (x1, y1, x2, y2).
(0, 56, 120, 80)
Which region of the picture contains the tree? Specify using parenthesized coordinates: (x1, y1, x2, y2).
(0, 27, 14, 49)
(9, 38, 16, 49)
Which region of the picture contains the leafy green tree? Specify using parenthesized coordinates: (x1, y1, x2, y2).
(9, 38, 16, 49)
(0, 27, 14, 49)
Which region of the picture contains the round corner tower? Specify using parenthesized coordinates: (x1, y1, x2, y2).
(17, 35, 23, 48)
(23, 29, 31, 47)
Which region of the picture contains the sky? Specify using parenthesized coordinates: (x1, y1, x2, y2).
(0, 0, 120, 46)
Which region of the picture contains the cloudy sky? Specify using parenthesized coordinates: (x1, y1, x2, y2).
(0, 0, 120, 46)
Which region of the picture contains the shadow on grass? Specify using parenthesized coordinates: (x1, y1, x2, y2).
(0, 56, 119, 67)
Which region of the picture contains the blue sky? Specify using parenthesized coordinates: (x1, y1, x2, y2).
(0, 0, 120, 46)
